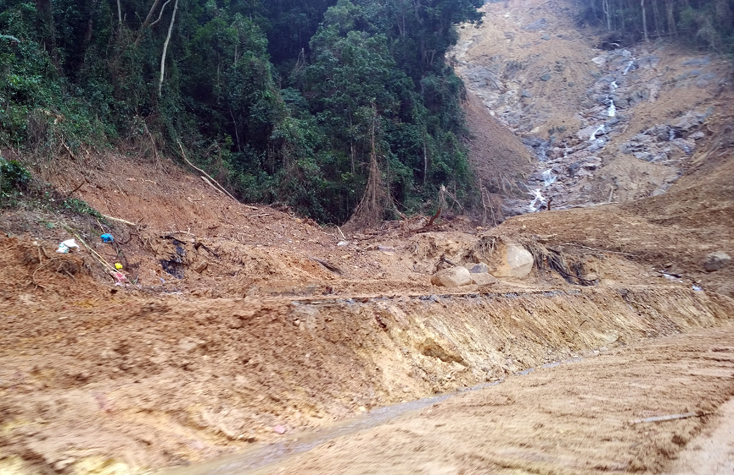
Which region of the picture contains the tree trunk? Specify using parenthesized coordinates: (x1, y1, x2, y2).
(116, 0, 122, 25)
(158, 0, 179, 97)
(641, 0, 649, 42)
(666, 0, 677, 37)
(135, 0, 161, 45)
(651, 0, 662, 37)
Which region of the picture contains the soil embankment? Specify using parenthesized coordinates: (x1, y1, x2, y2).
(252, 325, 734, 474)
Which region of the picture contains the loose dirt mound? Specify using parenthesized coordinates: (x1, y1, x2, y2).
(463, 91, 534, 215)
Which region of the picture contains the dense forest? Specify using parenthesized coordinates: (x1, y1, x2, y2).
(578, 0, 734, 51)
(0, 0, 484, 223)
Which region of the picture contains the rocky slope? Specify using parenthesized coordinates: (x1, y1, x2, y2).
(452, 0, 731, 215)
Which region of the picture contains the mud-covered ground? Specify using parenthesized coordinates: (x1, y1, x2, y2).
(255, 325, 734, 475)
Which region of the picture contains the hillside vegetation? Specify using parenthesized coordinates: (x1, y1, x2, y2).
(0, 0, 482, 222)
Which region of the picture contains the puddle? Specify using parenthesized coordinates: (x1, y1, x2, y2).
(161, 357, 587, 475)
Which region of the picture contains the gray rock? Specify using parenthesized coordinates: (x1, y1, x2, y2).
(524, 18, 548, 31)
(491, 245, 535, 279)
(467, 263, 489, 274)
(431, 267, 472, 287)
(703, 252, 731, 272)
(540, 73, 552, 81)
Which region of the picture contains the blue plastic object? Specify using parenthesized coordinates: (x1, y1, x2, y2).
(100, 233, 114, 243)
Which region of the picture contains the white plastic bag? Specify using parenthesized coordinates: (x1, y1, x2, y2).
(56, 239, 80, 254)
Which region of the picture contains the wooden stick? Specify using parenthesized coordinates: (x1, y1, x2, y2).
(177, 141, 238, 202)
(630, 412, 703, 424)
(201, 176, 224, 195)
(65, 178, 87, 198)
(62, 141, 77, 160)
(102, 215, 137, 226)
(337, 226, 347, 240)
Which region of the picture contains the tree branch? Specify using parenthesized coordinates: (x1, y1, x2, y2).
(158, 0, 178, 97)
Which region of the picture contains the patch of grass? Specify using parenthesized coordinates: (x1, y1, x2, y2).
(61, 197, 104, 220)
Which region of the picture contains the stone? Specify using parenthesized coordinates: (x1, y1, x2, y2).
(467, 263, 489, 274)
(193, 261, 208, 273)
(491, 245, 535, 279)
(431, 267, 472, 287)
(524, 18, 548, 31)
(471, 273, 499, 286)
(703, 252, 731, 272)
(540, 73, 552, 81)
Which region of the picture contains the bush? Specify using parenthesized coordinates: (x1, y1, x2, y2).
(0, 157, 31, 206)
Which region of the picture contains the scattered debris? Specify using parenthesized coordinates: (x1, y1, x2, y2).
(56, 239, 79, 254)
(630, 412, 703, 425)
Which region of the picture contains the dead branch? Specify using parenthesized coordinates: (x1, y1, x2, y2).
(135, 0, 162, 45)
(309, 257, 343, 275)
(177, 140, 238, 202)
(560, 243, 637, 257)
(143, 121, 160, 167)
(630, 412, 704, 425)
(201, 176, 224, 195)
(65, 178, 87, 198)
(162, 230, 196, 236)
(62, 141, 77, 160)
(148, 0, 170, 28)
(426, 205, 442, 227)
(102, 215, 137, 226)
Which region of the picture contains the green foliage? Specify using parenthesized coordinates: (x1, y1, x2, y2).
(61, 197, 104, 219)
(579, 0, 734, 54)
(0, 0, 484, 223)
(0, 157, 31, 206)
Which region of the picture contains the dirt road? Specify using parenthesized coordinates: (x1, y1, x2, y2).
(249, 325, 734, 475)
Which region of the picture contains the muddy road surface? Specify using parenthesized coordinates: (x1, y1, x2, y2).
(229, 325, 734, 475)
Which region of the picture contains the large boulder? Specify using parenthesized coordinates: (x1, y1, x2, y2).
(491, 245, 535, 279)
(703, 252, 731, 272)
(431, 267, 472, 288)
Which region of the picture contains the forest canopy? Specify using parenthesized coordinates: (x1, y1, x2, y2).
(0, 0, 484, 223)
(578, 0, 734, 52)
